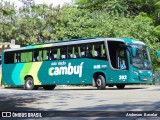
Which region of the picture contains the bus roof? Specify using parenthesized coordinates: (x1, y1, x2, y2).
(4, 37, 146, 52)
(120, 38, 146, 45)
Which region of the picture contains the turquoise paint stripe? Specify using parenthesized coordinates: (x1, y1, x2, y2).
(26, 45, 34, 49)
(12, 63, 25, 85)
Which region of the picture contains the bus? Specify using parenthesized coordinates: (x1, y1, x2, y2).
(1, 38, 153, 90)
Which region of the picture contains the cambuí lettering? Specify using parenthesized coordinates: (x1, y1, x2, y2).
(49, 62, 84, 77)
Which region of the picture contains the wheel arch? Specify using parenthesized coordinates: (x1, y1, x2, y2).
(24, 75, 33, 81)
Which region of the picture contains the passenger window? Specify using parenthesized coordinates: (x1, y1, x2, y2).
(14, 53, 21, 63)
(4, 52, 14, 64)
(21, 51, 32, 62)
(42, 49, 49, 60)
(67, 42, 106, 60)
(50, 48, 58, 60)
(33, 50, 42, 61)
(68, 46, 76, 59)
(61, 47, 67, 59)
(86, 42, 107, 59)
(91, 44, 99, 58)
(68, 45, 84, 59)
(80, 45, 86, 58)
(100, 43, 106, 57)
(50, 46, 67, 60)
(86, 44, 92, 58)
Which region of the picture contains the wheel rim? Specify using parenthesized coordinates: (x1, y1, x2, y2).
(97, 78, 101, 86)
(26, 80, 33, 88)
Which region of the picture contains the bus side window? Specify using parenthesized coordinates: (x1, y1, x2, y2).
(38, 50, 42, 61)
(81, 46, 86, 58)
(14, 53, 16, 63)
(61, 47, 67, 59)
(4, 52, 14, 64)
(86, 43, 106, 59)
(68, 46, 74, 59)
(21, 51, 32, 63)
(78, 46, 82, 58)
(43, 49, 48, 60)
(47, 50, 50, 60)
(14, 53, 21, 63)
(91, 44, 99, 58)
(71, 47, 77, 58)
(92, 42, 107, 60)
(14, 53, 17, 63)
(75, 47, 79, 58)
(33, 51, 38, 61)
(56, 48, 61, 60)
(101, 44, 106, 57)
(94, 50, 100, 58)
(33, 50, 42, 61)
(70, 47, 75, 58)
(86, 45, 92, 58)
(17, 53, 21, 62)
(50, 48, 57, 60)
(69, 45, 83, 59)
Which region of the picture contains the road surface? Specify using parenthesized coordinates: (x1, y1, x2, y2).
(0, 85, 160, 119)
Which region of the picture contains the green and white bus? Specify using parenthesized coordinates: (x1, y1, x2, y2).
(1, 38, 153, 90)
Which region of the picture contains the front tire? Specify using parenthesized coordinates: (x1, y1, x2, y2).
(24, 77, 38, 90)
(95, 75, 106, 90)
(116, 84, 125, 89)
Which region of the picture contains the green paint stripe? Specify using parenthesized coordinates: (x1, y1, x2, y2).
(35, 45, 42, 49)
(20, 63, 33, 83)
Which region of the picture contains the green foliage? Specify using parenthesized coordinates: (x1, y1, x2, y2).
(0, 2, 16, 42)
(54, 6, 97, 40)
(93, 11, 157, 44)
(75, 0, 128, 16)
(0, 0, 160, 69)
(102, 0, 128, 16)
(154, 25, 160, 39)
(0, 1, 61, 45)
(155, 1, 160, 9)
(76, 0, 90, 5)
(127, 0, 160, 25)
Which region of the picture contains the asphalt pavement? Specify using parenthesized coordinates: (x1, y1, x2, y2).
(0, 85, 160, 120)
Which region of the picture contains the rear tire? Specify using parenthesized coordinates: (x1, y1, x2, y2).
(24, 77, 38, 90)
(43, 85, 56, 90)
(116, 84, 125, 89)
(95, 75, 106, 90)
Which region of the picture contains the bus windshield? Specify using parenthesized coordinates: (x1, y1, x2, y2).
(130, 44, 152, 70)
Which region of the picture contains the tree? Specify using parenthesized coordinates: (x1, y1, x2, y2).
(126, 0, 160, 25)
(14, 3, 59, 45)
(54, 6, 97, 40)
(0, 1, 16, 42)
(75, 0, 128, 16)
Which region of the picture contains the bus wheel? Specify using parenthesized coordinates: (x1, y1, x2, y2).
(25, 77, 38, 90)
(43, 85, 56, 90)
(95, 75, 106, 90)
(116, 84, 125, 89)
